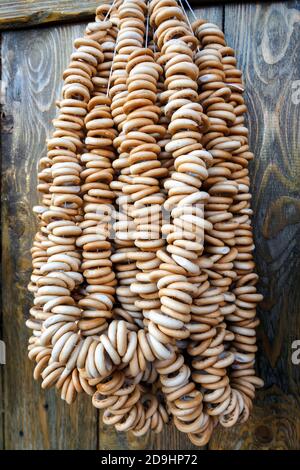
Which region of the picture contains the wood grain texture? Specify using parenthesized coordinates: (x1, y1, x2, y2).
(0, 0, 205, 31)
(0, 26, 4, 444)
(209, 1, 300, 450)
(0, 368, 3, 449)
(1, 23, 98, 449)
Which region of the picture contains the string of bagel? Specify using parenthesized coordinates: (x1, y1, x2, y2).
(26, 0, 263, 445)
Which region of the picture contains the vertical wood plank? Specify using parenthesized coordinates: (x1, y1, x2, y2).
(1, 23, 98, 449)
(97, 3, 224, 451)
(210, 1, 300, 450)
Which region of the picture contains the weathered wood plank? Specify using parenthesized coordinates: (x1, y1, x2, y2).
(0, 30, 4, 443)
(210, 1, 300, 450)
(97, 3, 224, 452)
(1, 23, 98, 449)
(0, 0, 206, 31)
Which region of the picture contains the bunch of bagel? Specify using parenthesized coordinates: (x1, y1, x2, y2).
(27, 0, 263, 445)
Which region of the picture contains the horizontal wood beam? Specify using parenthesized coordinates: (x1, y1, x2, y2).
(0, 1, 101, 30)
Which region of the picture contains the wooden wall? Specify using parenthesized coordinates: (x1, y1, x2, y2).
(1, 1, 300, 450)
